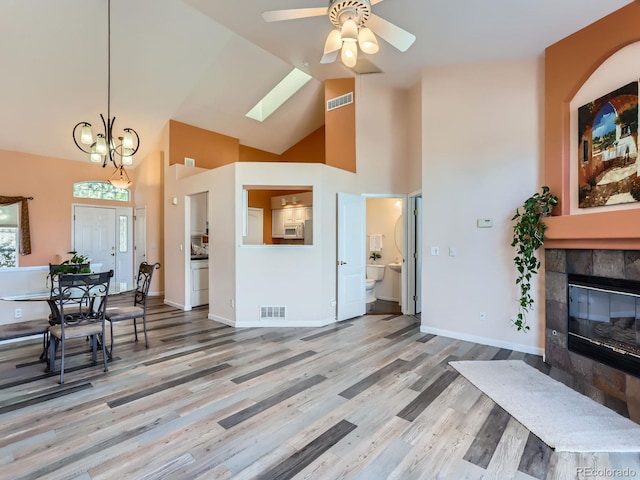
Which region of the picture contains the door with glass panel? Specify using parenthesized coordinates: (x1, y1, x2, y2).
(72, 205, 133, 288)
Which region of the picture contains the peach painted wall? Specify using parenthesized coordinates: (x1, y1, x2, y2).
(421, 58, 544, 354)
(169, 120, 240, 169)
(238, 145, 281, 162)
(544, 2, 640, 248)
(133, 150, 164, 294)
(0, 150, 134, 267)
(280, 126, 326, 163)
(325, 78, 356, 172)
(355, 78, 410, 194)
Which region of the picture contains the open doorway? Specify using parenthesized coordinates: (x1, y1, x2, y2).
(364, 196, 405, 315)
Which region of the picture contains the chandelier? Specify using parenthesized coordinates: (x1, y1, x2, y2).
(71, 0, 139, 189)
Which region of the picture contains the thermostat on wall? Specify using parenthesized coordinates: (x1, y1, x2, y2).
(184, 157, 195, 167)
(477, 218, 493, 228)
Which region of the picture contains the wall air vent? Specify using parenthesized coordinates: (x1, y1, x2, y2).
(327, 92, 353, 111)
(260, 305, 287, 321)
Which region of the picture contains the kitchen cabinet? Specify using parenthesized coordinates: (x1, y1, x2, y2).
(190, 259, 208, 306)
(272, 207, 306, 238)
(190, 192, 208, 235)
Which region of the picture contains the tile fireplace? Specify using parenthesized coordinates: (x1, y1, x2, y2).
(545, 249, 640, 423)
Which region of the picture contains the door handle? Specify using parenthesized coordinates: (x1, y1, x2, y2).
(337, 260, 347, 265)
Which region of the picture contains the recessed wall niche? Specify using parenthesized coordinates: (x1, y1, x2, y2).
(569, 41, 640, 215)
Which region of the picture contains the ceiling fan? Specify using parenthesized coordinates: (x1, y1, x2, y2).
(262, 0, 416, 68)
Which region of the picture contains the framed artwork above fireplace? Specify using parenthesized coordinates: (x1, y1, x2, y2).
(577, 81, 639, 208)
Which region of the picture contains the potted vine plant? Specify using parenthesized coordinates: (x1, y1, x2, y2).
(56, 251, 91, 274)
(369, 252, 381, 263)
(511, 186, 558, 332)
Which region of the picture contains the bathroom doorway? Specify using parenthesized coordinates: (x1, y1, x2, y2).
(364, 195, 406, 315)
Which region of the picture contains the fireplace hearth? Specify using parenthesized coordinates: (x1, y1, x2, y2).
(545, 248, 640, 423)
(568, 273, 640, 378)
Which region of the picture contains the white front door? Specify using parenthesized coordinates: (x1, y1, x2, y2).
(73, 205, 133, 288)
(337, 192, 365, 321)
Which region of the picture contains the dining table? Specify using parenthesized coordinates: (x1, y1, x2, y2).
(0, 280, 134, 366)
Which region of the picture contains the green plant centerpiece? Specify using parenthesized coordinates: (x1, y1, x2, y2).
(53, 251, 91, 274)
(511, 186, 558, 332)
(369, 252, 381, 263)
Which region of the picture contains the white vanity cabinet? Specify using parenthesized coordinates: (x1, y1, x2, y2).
(190, 259, 208, 306)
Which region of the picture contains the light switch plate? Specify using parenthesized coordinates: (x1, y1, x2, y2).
(184, 157, 195, 167)
(431, 246, 439, 256)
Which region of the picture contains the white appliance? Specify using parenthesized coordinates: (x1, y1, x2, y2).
(283, 222, 304, 239)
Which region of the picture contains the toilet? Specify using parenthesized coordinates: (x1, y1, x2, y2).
(365, 264, 386, 305)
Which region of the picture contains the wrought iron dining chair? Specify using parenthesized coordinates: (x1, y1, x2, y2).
(105, 262, 160, 357)
(48, 270, 112, 384)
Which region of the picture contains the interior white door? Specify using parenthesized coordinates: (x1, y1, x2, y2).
(135, 206, 147, 269)
(337, 192, 366, 321)
(73, 205, 117, 275)
(243, 207, 263, 245)
(409, 195, 422, 315)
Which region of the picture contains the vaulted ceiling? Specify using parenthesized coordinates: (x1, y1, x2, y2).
(0, 0, 632, 166)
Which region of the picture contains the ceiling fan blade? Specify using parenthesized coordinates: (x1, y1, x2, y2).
(320, 50, 339, 64)
(367, 14, 416, 52)
(262, 7, 328, 23)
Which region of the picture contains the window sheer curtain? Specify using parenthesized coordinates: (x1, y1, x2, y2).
(0, 196, 32, 255)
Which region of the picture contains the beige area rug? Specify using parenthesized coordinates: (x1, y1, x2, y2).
(449, 359, 640, 452)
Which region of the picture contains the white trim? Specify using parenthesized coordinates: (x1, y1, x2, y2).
(0, 265, 48, 273)
(209, 314, 235, 327)
(0, 335, 41, 346)
(209, 313, 336, 329)
(164, 299, 190, 311)
(420, 325, 543, 356)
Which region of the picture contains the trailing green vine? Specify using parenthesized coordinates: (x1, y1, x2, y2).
(511, 186, 558, 332)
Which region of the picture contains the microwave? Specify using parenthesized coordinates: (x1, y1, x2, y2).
(283, 222, 304, 239)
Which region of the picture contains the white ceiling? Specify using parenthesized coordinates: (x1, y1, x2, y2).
(0, 0, 632, 165)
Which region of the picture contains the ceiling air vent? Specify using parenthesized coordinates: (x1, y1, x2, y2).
(260, 305, 287, 321)
(327, 92, 353, 112)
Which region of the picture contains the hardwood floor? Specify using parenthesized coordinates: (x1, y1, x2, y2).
(1, 297, 638, 479)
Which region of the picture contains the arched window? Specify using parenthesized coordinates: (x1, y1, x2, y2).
(73, 182, 130, 202)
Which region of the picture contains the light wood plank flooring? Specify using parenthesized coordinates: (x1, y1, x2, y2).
(1, 296, 638, 479)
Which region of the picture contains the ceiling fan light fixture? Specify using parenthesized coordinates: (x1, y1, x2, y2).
(341, 41, 358, 68)
(324, 28, 343, 54)
(341, 18, 358, 42)
(358, 27, 379, 54)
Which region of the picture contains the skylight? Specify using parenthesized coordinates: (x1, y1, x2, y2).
(246, 68, 312, 122)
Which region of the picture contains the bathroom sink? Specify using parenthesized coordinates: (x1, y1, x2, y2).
(388, 263, 402, 273)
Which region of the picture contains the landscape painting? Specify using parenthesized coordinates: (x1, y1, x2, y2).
(577, 81, 640, 208)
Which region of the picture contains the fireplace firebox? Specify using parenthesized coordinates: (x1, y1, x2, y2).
(568, 274, 640, 378)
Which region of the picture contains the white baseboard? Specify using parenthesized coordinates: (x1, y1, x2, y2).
(420, 325, 543, 356)
(164, 299, 190, 311)
(208, 314, 235, 327)
(376, 295, 400, 303)
(208, 314, 336, 328)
